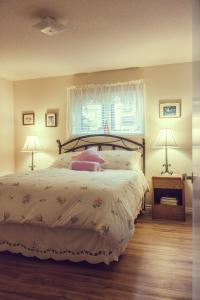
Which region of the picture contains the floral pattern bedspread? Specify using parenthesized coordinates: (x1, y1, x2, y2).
(0, 167, 148, 250)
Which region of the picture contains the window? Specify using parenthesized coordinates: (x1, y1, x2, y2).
(68, 80, 144, 136)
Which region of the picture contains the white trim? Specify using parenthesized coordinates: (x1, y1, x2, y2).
(186, 207, 193, 213)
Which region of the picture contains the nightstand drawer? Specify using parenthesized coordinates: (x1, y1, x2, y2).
(153, 178, 183, 189)
(152, 204, 185, 221)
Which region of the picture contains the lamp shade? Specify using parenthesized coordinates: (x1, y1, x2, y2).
(22, 136, 41, 152)
(154, 128, 179, 148)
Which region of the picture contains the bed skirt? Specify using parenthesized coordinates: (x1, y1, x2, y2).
(0, 200, 143, 264)
(0, 223, 133, 264)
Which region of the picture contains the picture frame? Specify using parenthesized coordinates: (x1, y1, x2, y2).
(159, 100, 181, 118)
(45, 112, 57, 127)
(22, 113, 35, 125)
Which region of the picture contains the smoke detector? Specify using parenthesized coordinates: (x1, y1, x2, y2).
(34, 16, 67, 36)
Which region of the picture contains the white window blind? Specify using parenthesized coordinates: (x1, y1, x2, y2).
(67, 80, 144, 136)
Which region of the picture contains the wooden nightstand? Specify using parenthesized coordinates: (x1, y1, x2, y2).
(152, 175, 185, 221)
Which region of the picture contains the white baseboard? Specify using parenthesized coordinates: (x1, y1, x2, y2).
(186, 207, 192, 213)
(145, 204, 152, 210)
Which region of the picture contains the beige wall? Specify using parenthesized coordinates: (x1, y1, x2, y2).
(14, 63, 192, 207)
(0, 77, 15, 175)
(144, 63, 192, 207)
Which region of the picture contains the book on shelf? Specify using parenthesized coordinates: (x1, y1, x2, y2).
(160, 197, 178, 206)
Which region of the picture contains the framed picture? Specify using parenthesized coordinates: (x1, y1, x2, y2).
(45, 112, 57, 127)
(22, 113, 35, 125)
(159, 100, 181, 118)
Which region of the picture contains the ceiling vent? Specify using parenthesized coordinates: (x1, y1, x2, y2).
(34, 17, 67, 36)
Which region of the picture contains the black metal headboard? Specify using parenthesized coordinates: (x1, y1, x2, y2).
(56, 134, 145, 173)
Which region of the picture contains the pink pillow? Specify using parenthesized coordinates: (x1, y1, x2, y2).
(69, 161, 102, 171)
(72, 149, 106, 164)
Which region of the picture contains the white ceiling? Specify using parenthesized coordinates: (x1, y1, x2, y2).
(0, 0, 192, 81)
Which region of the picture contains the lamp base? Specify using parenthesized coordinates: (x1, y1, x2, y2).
(29, 165, 36, 171)
(161, 170, 173, 175)
(161, 163, 173, 175)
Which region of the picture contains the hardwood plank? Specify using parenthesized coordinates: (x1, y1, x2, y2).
(0, 211, 192, 300)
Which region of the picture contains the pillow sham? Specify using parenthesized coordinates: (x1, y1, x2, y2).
(99, 150, 142, 170)
(51, 152, 81, 168)
(72, 149, 106, 165)
(69, 161, 102, 172)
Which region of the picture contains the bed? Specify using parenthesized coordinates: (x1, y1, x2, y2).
(0, 134, 148, 264)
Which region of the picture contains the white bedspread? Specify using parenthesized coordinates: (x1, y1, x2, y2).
(0, 167, 148, 251)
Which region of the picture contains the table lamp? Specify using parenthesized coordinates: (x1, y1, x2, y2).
(22, 136, 41, 171)
(154, 128, 179, 175)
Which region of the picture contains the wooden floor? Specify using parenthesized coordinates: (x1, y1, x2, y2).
(0, 211, 192, 300)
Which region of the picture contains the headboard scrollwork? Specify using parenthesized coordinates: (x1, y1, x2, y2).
(56, 134, 145, 173)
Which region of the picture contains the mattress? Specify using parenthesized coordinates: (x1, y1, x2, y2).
(0, 167, 148, 264)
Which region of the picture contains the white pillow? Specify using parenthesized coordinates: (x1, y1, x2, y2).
(99, 150, 142, 170)
(51, 152, 81, 168)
